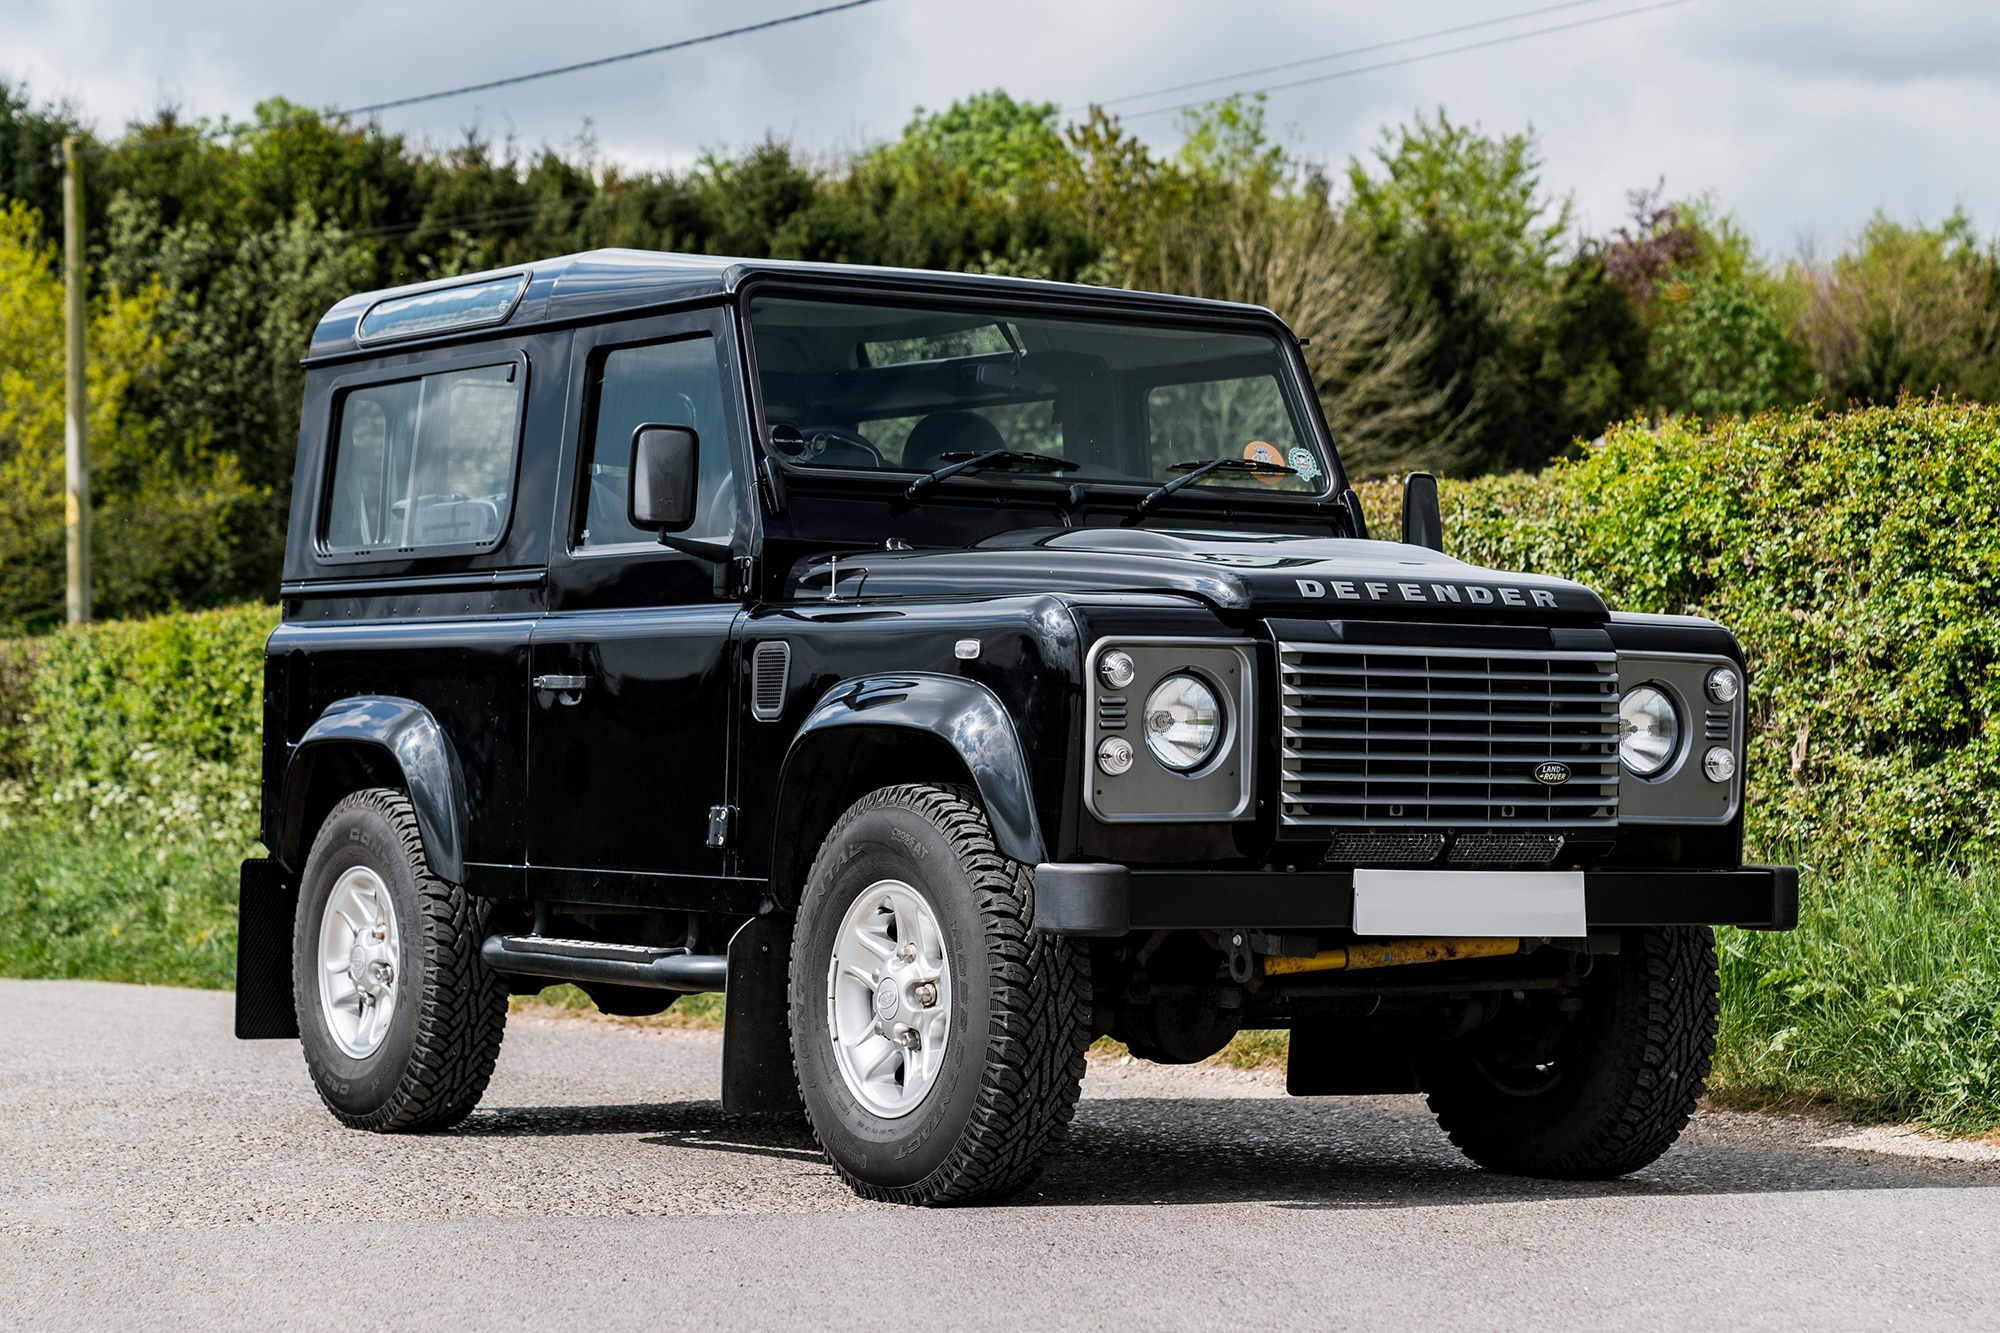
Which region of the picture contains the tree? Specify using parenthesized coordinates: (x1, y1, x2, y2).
(0, 202, 256, 628)
(1344, 110, 1643, 472)
(1795, 211, 2000, 406)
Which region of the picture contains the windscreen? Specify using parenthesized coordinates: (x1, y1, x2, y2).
(747, 295, 1332, 496)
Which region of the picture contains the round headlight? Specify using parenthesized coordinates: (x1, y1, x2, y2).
(1705, 667, 1740, 704)
(1618, 684, 1680, 778)
(1142, 673, 1223, 772)
(1098, 651, 1136, 690)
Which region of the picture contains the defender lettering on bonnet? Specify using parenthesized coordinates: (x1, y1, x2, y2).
(1294, 577, 1560, 609)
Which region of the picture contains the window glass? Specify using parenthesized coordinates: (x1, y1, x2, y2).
(324, 362, 521, 554)
(358, 274, 526, 343)
(579, 335, 737, 549)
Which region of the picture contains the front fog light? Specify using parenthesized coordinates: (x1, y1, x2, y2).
(1618, 684, 1680, 777)
(1096, 736, 1134, 775)
(1142, 673, 1223, 772)
(1702, 746, 1737, 783)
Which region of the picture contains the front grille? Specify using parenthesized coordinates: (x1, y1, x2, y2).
(1279, 640, 1618, 830)
(1448, 833, 1567, 865)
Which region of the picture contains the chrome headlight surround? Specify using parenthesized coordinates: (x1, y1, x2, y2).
(1085, 638, 1253, 823)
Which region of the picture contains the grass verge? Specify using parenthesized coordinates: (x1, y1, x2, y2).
(1714, 856, 2000, 1135)
(0, 822, 240, 988)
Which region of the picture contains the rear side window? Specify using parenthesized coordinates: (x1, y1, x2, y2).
(324, 362, 522, 555)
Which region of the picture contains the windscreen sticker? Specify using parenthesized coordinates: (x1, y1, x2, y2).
(1243, 440, 1287, 484)
(1288, 447, 1322, 484)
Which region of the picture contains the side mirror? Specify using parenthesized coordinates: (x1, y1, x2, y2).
(1401, 472, 1444, 551)
(629, 424, 700, 533)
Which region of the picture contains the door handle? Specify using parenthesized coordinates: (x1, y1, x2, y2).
(534, 674, 592, 705)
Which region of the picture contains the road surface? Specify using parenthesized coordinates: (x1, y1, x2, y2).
(2, 978, 1996, 1330)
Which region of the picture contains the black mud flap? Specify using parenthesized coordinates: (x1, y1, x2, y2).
(1285, 1018, 1421, 1096)
(235, 858, 300, 1040)
(721, 912, 802, 1115)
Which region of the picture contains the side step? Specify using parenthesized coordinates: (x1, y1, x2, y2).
(480, 934, 729, 993)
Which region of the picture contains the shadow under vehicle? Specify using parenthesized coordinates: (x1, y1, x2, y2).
(235, 249, 1796, 1205)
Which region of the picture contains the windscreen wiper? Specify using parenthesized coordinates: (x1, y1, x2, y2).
(904, 449, 1079, 500)
(1134, 456, 1297, 515)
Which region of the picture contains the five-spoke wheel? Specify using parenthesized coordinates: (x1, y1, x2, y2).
(316, 865, 401, 1059)
(826, 879, 952, 1118)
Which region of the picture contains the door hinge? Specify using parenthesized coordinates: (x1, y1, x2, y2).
(707, 805, 737, 849)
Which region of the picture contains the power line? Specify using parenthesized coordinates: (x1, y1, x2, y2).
(1072, 0, 1623, 114)
(310, 0, 887, 122)
(43, 0, 889, 165)
(1113, 0, 1694, 123)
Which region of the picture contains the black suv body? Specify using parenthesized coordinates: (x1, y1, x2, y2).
(238, 250, 1795, 1201)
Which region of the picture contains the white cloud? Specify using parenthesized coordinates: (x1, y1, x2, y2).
(4, 0, 1997, 252)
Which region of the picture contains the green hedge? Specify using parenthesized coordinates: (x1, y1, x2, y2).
(0, 602, 275, 844)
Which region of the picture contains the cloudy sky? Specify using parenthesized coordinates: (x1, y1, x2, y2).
(6, 0, 1998, 256)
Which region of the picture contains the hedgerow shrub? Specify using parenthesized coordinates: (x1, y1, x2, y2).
(0, 601, 276, 847)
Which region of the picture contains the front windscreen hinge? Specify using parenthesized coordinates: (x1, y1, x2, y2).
(707, 805, 737, 850)
(729, 555, 757, 600)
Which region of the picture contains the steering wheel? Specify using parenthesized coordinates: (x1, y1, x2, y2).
(771, 424, 885, 469)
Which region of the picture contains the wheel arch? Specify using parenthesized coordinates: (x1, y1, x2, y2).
(278, 696, 469, 885)
(767, 673, 1046, 909)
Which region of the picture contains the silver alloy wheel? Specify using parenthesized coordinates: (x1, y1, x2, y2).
(825, 878, 952, 1119)
(317, 865, 401, 1059)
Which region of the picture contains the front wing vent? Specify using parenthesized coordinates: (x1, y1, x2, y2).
(751, 640, 791, 722)
(1278, 640, 1618, 831)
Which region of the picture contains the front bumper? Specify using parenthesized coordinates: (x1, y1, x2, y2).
(1031, 863, 1799, 937)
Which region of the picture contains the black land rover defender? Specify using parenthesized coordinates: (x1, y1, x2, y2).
(235, 249, 1797, 1204)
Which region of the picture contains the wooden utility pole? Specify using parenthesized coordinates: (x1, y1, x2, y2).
(61, 136, 89, 624)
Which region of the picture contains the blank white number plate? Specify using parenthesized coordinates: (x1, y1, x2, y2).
(1352, 870, 1587, 938)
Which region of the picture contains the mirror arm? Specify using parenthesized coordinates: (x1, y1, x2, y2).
(656, 533, 734, 563)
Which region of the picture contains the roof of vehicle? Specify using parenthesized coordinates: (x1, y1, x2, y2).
(306, 248, 1288, 363)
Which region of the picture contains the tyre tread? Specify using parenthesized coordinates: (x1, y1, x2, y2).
(299, 788, 508, 1133)
(792, 783, 1089, 1206)
(1428, 926, 1719, 1179)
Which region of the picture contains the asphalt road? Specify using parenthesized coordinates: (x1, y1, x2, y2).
(3, 979, 1997, 1331)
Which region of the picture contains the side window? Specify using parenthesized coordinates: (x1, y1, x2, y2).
(578, 335, 736, 549)
(324, 362, 522, 554)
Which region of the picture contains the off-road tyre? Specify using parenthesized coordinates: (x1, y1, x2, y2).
(1419, 926, 1719, 1179)
(789, 784, 1090, 1206)
(293, 787, 508, 1132)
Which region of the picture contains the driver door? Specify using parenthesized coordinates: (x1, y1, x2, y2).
(527, 307, 751, 904)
